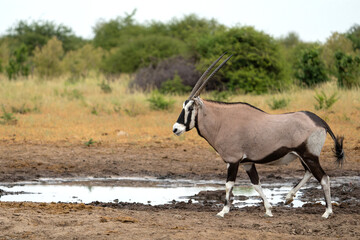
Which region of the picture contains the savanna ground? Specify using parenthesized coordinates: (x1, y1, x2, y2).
(0, 76, 360, 239)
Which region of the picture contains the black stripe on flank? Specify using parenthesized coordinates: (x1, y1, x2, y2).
(241, 143, 307, 164)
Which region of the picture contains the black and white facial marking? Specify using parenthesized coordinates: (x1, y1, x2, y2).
(173, 100, 197, 136)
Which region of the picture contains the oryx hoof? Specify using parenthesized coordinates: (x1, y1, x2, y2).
(284, 198, 293, 205)
(321, 210, 333, 219)
(216, 212, 225, 218)
(264, 211, 273, 217)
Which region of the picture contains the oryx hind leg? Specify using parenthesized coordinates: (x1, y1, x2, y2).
(285, 161, 312, 205)
(302, 129, 332, 218)
(244, 164, 273, 217)
(217, 162, 239, 218)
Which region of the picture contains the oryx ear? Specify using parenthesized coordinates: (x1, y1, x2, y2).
(193, 97, 203, 107)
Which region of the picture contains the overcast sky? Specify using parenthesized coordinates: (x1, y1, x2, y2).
(1, 0, 359, 42)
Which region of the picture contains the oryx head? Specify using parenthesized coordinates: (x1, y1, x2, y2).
(172, 53, 233, 136)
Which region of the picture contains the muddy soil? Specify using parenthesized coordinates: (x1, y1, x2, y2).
(0, 142, 359, 239)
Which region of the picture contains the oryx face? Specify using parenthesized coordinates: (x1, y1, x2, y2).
(173, 100, 197, 136)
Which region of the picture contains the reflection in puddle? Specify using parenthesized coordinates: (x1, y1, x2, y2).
(1, 176, 353, 207)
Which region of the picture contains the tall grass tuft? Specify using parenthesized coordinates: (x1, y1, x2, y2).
(314, 91, 339, 110)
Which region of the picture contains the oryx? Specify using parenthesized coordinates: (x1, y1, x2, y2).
(172, 53, 344, 218)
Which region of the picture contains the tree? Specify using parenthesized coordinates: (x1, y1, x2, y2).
(5, 44, 30, 80)
(101, 34, 188, 74)
(294, 47, 328, 87)
(322, 32, 355, 75)
(335, 51, 360, 88)
(346, 24, 360, 51)
(7, 20, 85, 54)
(33, 37, 64, 78)
(62, 44, 104, 78)
(196, 26, 289, 94)
(93, 9, 147, 51)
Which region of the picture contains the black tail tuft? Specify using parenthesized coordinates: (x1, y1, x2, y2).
(333, 136, 345, 167)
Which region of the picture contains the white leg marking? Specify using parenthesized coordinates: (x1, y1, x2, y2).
(253, 185, 273, 217)
(321, 175, 333, 218)
(217, 181, 234, 218)
(285, 171, 312, 205)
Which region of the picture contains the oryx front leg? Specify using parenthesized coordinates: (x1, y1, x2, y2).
(244, 164, 273, 217)
(217, 162, 239, 218)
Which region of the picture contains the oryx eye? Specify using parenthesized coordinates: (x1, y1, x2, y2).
(188, 106, 194, 111)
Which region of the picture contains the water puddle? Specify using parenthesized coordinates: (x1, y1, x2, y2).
(0, 176, 357, 207)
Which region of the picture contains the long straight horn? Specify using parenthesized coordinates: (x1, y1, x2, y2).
(192, 54, 233, 98)
(189, 52, 227, 99)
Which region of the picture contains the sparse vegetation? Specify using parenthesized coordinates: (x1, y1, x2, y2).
(147, 90, 175, 110)
(0, 105, 17, 125)
(267, 97, 290, 110)
(314, 91, 339, 110)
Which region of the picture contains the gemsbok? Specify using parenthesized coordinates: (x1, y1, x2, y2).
(172, 53, 344, 218)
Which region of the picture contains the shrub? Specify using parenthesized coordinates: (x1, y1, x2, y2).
(33, 37, 64, 78)
(101, 34, 188, 74)
(208, 91, 232, 102)
(314, 91, 339, 110)
(62, 44, 104, 79)
(147, 90, 175, 111)
(334, 51, 360, 88)
(294, 47, 328, 87)
(267, 97, 289, 110)
(0, 105, 17, 125)
(196, 26, 289, 94)
(132, 56, 200, 91)
(5, 44, 30, 80)
(159, 73, 191, 95)
(321, 32, 355, 75)
(99, 80, 112, 93)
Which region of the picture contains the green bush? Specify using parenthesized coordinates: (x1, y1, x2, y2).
(33, 37, 64, 78)
(208, 90, 232, 102)
(267, 97, 290, 110)
(196, 26, 289, 94)
(147, 90, 175, 111)
(5, 44, 30, 80)
(0, 105, 17, 125)
(101, 34, 188, 74)
(294, 47, 328, 87)
(334, 51, 360, 88)
(99, 80, 112, 93)
(314, 91, 339, 110)
(159, 73, 191, 95)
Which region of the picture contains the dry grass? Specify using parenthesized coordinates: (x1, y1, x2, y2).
(0, 75, 359, 151)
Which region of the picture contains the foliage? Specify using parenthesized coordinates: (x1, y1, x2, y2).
(278, 32, 301, 48)
(84, 138, 95, 147)
(93, 9, 145, 51)
(99, 80, 112, 93)
(334, 51, 360, 88)
(60, 88, 84, 101)
(267, 97, 289, 110)
(294, 47, 328, 87)
(11, 103, 39, 114)
(132, 56, 200, 91)
(5, 44, 30, 80)
(33, 37, 64, 78)
(314, 91, 339, 110)
(7, 20, 85, 54)
(62, 44, 104, 79)
(147, 90, 175, 111)
(208, 90, 232, 102)
(101, 34, 187, 74)
(346, 24, 360, 51)
(159, 73, 191, 95)
(0, 105, 17, 125)
(321, 32, 355, 75)
(196, 26, 289, 94)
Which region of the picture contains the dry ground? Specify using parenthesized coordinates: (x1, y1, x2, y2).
(0, 142, 359, 239)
